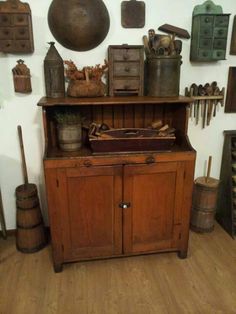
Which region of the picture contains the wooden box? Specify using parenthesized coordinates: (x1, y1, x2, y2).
(190, 0, 230, 62)
(0, 0, 34, 53)
(108, 45, 144, 96)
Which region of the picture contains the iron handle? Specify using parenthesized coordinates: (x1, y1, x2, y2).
(146, 156, 155, 164)
(83, 160, 92, 167)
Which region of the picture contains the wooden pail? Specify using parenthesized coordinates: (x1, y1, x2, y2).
(57, 123, 82, 152)
(16, 184, 47, 253)
(190, 176, 219, 233)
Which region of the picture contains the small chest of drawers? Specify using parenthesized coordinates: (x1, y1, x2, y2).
(108, 45, 144, 96)
(190, 0, 230, 62)
(0, 0, 34, 53)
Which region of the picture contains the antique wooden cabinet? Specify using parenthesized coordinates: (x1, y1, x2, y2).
(190, 0, 230, 62)
(216, 131, 236, 238)
(108, 45, 144, 96)
(38, 96, 196, 272)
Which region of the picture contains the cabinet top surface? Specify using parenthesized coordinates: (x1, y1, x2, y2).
(38, 96, 193, 107)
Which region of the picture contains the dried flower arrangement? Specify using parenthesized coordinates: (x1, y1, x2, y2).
(64, 60, 108, 97)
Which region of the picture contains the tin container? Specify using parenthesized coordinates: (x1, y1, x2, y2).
(146, 55, 182, 97)
(44, 42, 65, 98)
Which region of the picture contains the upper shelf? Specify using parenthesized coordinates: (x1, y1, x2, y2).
(37, 96, 193, 107)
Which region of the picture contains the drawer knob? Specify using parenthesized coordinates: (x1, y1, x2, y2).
(123, 54, 129, 60)
(119, 202, 131, 209)
(146, 156, 155, 164)
(124, 84, 130, 89)
(124, 67, 130, 72)
(83, 160, 92, 167)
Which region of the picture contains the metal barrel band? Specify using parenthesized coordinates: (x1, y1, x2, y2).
(17, 221, 43, 230)
(16, 241, 47, 254)
(16, 203, 40, 210)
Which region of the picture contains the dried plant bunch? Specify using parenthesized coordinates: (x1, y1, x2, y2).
(64, 60, 108, 82)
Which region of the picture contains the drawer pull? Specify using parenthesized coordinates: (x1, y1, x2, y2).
(124, 67, 130, 72)
(119, 202, 131, 209)
(83, 160, 92, 167)
(146, 156, 155, 164)
(124, 84, 130, 89)
(123, 54, 129, 60)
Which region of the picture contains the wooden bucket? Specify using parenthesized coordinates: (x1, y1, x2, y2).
(190, 176, 219, 233)
(16, 184, 47, 253)
(57, 123, 82, 152)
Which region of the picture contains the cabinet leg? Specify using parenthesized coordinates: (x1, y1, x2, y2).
(53, 261, 63, 273)
(178, 250, 187, 259)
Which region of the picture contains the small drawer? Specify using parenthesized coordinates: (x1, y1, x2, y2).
(200, 15, 214, 26)
(0, 14, 12, 26)
(113, 79, 140, 91)
(214, 27, 228, 38)
(200, 26, 213, 37)
(198, 49, 212, 59)
(212, 50, 225, 60)
(213, 38, 226, 49)
(0, 39, 13, 51)
(113, 62, 140, 76)
(15, 27, 29, 39)
(0, 27, 14, 39)
(199, 38, 212, 49)
(14, 40, 32, 52)
(112, 49, 140, 61)
(13, 14, 28, 26)
(215, 15, 229, 27)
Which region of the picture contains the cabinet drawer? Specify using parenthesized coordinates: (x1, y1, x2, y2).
(0, 14, 12, 26)
(0, 39, 13, 51)
(214, 27, 228, 38)
(200, 15, 214, 26)
(198, 49, 212, 59)
(199, 38, 212, 49)
(113, 62, 140, 76)
(112, 49, 140, 61)
(212, 50, 225, 60)
(200, 26, 213, 38)
(215, 15, 229, 27)
(0, 27, 14, 39)
(13, 14, 28, 26)
(213, 38, 226, 49)
(15, 27, 29, 39)
(113, 79, 140, 91)
(15, 40, 32, 52)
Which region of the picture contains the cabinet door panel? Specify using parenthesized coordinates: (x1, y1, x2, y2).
(123, 162, 184, 254)
(57, 166, 122, 260)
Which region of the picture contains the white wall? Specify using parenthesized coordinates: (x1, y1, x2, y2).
(0, 0, 236, 230)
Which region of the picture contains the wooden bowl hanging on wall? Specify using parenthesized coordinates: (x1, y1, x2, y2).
(48, 0, 110, 51)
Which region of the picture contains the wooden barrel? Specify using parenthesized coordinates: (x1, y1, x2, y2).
(16, 184, 47, 253)
(57, 123, 82, 152)
(190, 177, 219, 233)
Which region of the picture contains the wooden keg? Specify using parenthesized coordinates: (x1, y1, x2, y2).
(16, 184, 47, 253)
(190, 176, 219, 233)
(16, 126, 47, 253)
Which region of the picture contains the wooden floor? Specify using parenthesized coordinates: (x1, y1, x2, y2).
(0, 223, 236, 314)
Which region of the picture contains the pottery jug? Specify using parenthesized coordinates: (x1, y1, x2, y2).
(48, 0, 110, 51)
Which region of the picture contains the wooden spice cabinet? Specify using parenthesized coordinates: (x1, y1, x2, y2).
(38, 96, 196, 272)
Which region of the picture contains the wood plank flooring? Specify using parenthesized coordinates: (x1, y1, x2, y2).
(0, 223, 236, 314)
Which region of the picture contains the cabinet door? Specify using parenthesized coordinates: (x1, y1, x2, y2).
(57, 165, 123, 260)
(123, 162, 185, 254)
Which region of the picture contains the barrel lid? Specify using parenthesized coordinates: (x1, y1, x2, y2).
(16, 183, 38, 198)
(194, 176, 219, 188)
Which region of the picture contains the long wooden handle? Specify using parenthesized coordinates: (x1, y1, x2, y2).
(206, 155, 212, 183)
(0, 188, 7, 239)
(17, 125, 28, 185)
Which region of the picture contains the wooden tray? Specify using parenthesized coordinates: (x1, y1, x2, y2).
(90, 128, 175, 153)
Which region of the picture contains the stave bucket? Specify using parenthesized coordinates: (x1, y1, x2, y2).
(190, 176, 219, 233)
(16, 184, 47, 253)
